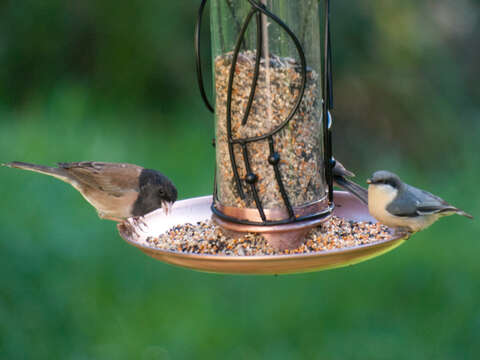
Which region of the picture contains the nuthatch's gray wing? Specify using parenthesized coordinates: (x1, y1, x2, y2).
(407, 185, 473, 218)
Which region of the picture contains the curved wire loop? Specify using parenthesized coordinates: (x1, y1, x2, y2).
(195, 0, 214, 113)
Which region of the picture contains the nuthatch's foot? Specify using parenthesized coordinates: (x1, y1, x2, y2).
(392, 227, 413, 239)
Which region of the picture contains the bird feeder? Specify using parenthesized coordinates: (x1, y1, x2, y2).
(197, 0, 334, 250)
(118, 0, 408, 274)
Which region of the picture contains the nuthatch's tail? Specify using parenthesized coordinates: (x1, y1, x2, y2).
(456, 209, 474, 219)
(444, 207, 474, 219)
(418, 204, 474, 219)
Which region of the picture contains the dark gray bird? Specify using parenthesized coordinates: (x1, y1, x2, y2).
(332, 160, 368, 205)
(2, 161, 177, 222)
(367, 170, 473, 233)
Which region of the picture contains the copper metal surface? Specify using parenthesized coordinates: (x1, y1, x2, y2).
(213, 198, 331, 250)
(118, 191, 408, 275)
(212, 213, 331, 251)
(215, 198, 329, 222)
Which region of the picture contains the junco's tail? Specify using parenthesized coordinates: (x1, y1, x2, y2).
(2, 161, 72, 183)
(334, 176, 368, 205)
(332, 160, 355, 178)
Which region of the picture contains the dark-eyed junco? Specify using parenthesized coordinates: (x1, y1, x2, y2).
(2, 161, 177, 222)
(367, 170, 472, 233)
(332, 160, 368, 205)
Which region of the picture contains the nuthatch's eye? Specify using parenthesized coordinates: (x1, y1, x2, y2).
(381, 179, 397, 188)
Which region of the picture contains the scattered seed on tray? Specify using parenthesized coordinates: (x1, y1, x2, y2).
(140, 216, 392, 256)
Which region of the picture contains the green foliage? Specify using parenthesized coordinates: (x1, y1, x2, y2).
(0, 1, 479, 359)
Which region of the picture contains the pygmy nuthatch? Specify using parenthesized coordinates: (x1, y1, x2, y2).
(367, 170, 473, 233)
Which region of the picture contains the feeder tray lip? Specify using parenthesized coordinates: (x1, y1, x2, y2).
(118, 192, 408, 275)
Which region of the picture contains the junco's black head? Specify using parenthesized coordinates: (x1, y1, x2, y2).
(132, 168, 178, 216)
(367, 170, 402, 189)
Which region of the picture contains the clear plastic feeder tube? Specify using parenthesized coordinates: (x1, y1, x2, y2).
(211, 0, 327, 224)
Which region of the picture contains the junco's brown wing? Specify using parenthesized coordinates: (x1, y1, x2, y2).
(3, 161, 177, 221)
(57, 162, 142, 196)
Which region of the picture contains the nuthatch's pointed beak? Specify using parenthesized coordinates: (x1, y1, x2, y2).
(366, 178, 372, 184)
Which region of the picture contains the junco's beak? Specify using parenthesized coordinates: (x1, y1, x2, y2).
(162, 201, 173, 215)
(366, 178, 372, 184)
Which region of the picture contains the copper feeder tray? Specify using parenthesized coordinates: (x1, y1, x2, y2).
(118, 191, 408, 275)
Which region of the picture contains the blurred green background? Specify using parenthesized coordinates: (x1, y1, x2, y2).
(1, 1, 479, 359)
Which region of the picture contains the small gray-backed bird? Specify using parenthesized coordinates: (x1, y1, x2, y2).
(367, 170, 473, 233)
(332, 160, 368, 205)
(2, 161, 177, 222)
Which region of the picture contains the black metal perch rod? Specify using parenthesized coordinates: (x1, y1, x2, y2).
(322, 0, 334, 204)
(195, 0, 335, 226)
